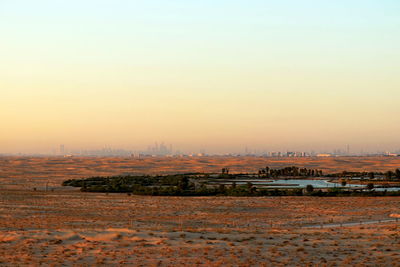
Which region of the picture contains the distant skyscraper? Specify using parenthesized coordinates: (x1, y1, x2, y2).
(60, 144, 65, 155)
(145, 141, 174, 156)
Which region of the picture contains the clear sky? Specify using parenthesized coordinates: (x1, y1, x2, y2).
(1, 0, 399, 154)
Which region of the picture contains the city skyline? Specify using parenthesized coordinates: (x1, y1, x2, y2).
(1, 1, 399, 153)
(2, 142, 399, 157)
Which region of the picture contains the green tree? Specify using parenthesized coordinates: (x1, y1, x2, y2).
(306, 184, 314, 193)
(221, 168, 230, 175)
(231, 181, 237, 189)
(219, 184, 226, 193)
(366, 183, 374, 190)
(247, 182, 253, 190)
(81, 181, 87, 192)
(385, 171, 394, 180)
(395, 169, 400, 179)
(178, 176, 189, 191)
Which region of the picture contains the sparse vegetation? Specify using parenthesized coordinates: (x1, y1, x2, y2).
(1, 156, 400, 266)
(62, 166, 400, 196)
(306, 185, 314, 193)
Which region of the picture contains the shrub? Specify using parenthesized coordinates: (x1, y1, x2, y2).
(367, 183, 374, 190)
(306, 184, 314, 193)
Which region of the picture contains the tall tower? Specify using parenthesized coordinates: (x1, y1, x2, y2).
(60, 144, 65, 155)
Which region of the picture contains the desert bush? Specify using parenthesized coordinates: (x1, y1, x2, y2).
(306, 185, 314, 193)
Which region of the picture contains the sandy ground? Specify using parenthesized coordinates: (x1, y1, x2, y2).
(1, 156, 400, 190)
(0, 190, 399, 266)
(0, 156, 399, 266)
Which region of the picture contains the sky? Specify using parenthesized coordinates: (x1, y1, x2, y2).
(1, 0, 399, 154)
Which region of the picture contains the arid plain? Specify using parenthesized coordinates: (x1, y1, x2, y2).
(0, 156, 399, 266)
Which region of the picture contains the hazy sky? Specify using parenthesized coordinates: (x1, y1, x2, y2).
(1, 0, 399, 154)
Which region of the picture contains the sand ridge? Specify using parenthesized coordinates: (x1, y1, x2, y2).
(1, 156, 400, 190)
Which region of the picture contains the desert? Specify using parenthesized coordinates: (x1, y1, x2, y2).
(0, 156, 399, 266)
(3, 0, 400, 265)
(1, 156, 400, 190)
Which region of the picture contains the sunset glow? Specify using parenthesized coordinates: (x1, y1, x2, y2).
(1, 1, 399, 153)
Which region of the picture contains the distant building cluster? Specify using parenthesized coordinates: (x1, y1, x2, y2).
(4, 143, 398, 157)
(144, 142, 173, 156)
(273, 151, 308, 157)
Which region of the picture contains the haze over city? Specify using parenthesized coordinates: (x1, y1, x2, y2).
(1, 1, 399, 154)
(2, 2, 400, 266)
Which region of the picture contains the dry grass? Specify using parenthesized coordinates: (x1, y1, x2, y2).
(0, 156, 399, 265)
(1, 155, 400, 190)
(0, 190, 399, 265)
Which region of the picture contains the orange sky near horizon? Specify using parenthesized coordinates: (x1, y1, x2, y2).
(1, 1, 399, 154)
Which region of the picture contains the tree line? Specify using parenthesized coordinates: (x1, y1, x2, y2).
(62, 168, 400, 197)
(256, 166, 323, 178)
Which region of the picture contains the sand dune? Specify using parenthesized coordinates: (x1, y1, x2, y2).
(1, 156, 400, 190)
(0, 156, 399, 265)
